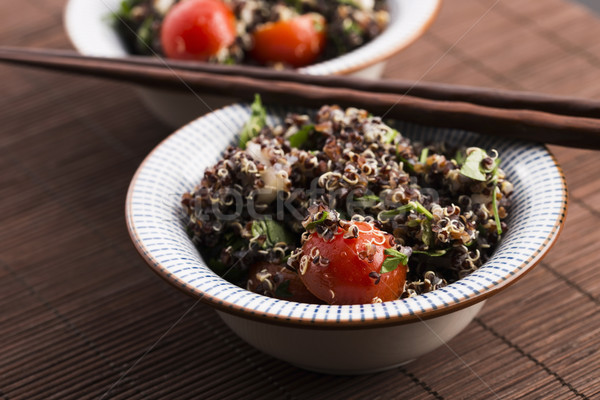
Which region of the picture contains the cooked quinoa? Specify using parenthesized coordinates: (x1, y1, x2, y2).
(181, 102, 513, 301)
(113, 0, 389, 65)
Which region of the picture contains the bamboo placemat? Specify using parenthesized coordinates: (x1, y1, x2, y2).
(0, 0, 598, 399)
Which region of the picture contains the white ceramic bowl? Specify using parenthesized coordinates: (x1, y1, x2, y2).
(64, 0, 442, 127)
(125, 103, 568, 374)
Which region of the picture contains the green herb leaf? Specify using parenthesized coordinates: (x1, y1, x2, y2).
(274, 279, 293, 298)
(419, 147, 429, 164)
(251, 219, 294, 248)
(358, 195, 380, 201)
(490, 157, 503, 235)
(412, 201, 433, 220)
(454, 149, 466, 166)
(265, 220, 294, 245)
(354, 195, 380, 208)
(114, 0, 141, 18)
(284, 0, 303, 12)
(343, 20, 363, 35)
(223, 233, 246, 252)
(381, 248, 409, 273)
(305, 211, 329, 230)
(383, 128, 399, 144)
(492, 186, 502, 236)
(412, 249, 449, 257)
(239, 94, 267, 149)
(397, 154, 415, 173)
(460, 148, 503, 235)
(312, 15, 325, 32)
(422, 220, 434, 247)
(251, 220, 267, 239)
(336, 208, 349, 220)
(378, 203, 415, 220)
(223, 55, 237, 65)
(338, 0, 361, 8)
(288, 124, 314, 148)
(405, 219, 421, 228)
(379, 201, 433, 221)
(460, 148, 488, 181)
(136, 17, 154, 50)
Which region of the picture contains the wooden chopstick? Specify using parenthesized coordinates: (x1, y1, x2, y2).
(1, 46, 599, 149)
(3, 46, 600, 120)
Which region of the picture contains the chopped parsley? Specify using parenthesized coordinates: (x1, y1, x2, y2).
(378, 201, 433, 221)
(288, 124, 314, 148)
(306, 211, 329, 230)
(381, 248, 409, 274)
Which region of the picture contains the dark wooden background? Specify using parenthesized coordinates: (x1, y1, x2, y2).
(1, 0, 599, 398)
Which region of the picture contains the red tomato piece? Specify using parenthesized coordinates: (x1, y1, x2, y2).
(160, 0, 236, 61)
(250, 13, 327, 68)
(298, 222, 407, 305)
(247, 262, 324, 304)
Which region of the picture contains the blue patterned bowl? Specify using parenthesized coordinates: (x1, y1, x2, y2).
(126, 103, 568, 374)
(65, 0, 442, 127)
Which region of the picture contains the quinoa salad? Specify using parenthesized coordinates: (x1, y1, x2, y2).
(113, 0, 389, 67)
(181, 97, 513, 305)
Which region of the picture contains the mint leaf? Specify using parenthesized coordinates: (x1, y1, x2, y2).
(288, 124, 314, 148)
(265, 220, 294, 245)
(251, 219, 294, 248)
(460, 148, 487, 181)
(239, 94, 267, 150)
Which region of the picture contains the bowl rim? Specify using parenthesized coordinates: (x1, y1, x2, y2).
(63, 0, 443, 77)
(125, 103, 569, 330)
(302, 0, 443, 76)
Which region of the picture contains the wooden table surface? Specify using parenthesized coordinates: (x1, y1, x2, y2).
(1, 0, 599, 399)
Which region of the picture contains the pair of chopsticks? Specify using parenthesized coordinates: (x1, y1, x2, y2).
(1, 46, 599, 149)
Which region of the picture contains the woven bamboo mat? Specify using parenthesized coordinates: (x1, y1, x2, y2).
(1, 0, 599, 398)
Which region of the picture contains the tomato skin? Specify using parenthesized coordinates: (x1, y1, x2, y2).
(160, 0, 236, 61)
(298, 222, 406, 305)
(251, 13, 326, 68)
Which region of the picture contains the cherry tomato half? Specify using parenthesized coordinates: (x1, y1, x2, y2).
(160, 0, 236, 61)
(250, 13, 326, 68)
(247, 262, 323, 304)
(298, 222, 406, 305)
